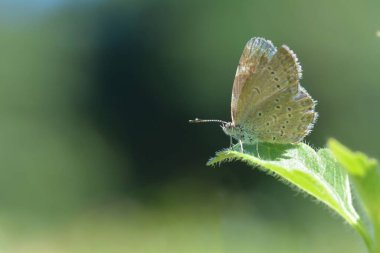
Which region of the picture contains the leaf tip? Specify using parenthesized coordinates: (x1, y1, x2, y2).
(327, 138, 378, 177)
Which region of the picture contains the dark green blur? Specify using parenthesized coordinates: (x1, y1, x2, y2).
(0, 0, 378, 252)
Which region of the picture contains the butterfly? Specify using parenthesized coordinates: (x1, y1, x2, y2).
(190, 37, 317, 151)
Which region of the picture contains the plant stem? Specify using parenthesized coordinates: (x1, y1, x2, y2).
(354, 221, 372, 251)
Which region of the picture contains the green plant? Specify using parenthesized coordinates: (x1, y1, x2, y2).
(207, 139, 380, 253)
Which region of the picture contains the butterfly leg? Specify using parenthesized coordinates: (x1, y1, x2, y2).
(239, 140, 244, 153)
(256, 142, 261, 159)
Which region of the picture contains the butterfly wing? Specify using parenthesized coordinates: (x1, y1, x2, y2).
(231, 39, 317, 143)
(231, 38, 277, 123)
(251, 86, 317, 143)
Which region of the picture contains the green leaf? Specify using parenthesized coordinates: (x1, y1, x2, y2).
(208, 142, 370, 247)
(328, 139, 377, 177)
(328, 139, 380, 253)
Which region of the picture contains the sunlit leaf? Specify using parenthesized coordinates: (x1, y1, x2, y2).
(328, 139, 380, 252)
(208, 142, 370, 247)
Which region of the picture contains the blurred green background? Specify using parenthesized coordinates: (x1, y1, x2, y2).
(0, 0, 379, 252)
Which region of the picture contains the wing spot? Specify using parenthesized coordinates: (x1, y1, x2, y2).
(253, 87, 261, 94)
(272, 115, 277, 120)
(286, 120, 289, 124)
(275, 98, 280, 103)
(287, 107, 292, 111)
(280, 130, 284, 136)
(276, 84, 281, 89)
(282, 125, 286, 129)
(258, 112, 263, 117)
(276, 105, 281, 109)
(272, 136, 276, 141)
(274, 77, 279, 81)
(266, 122, 270, 126)
(271, 71, 275, 75)
(288, 113, 292, 117)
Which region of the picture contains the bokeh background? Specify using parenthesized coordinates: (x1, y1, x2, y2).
(0, 0, 379, 252)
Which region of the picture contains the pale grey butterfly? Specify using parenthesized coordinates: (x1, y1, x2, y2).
(190, 37, 317, 151)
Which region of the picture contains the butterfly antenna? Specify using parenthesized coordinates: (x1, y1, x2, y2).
(189, 118, 227, 124)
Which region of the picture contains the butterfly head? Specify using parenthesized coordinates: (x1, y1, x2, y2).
(221, 122, 243, 140)
(221, 122, 235, 136)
